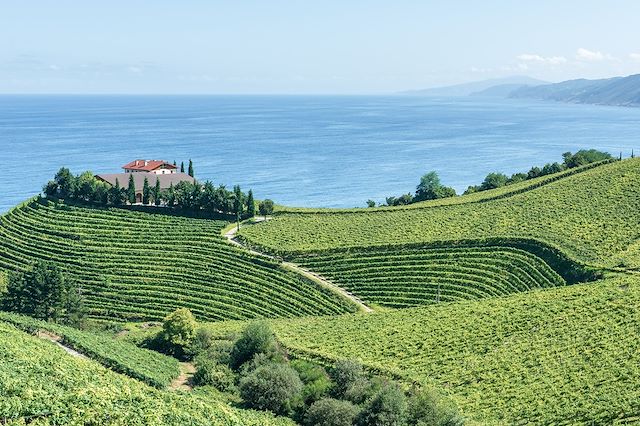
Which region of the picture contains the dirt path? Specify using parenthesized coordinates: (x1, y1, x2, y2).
(36, 330, 87, 359)
(224, 219, 373, 313)
(169, 362, 195, 391)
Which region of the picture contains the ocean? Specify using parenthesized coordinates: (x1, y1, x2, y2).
(1, 95, 639, 212)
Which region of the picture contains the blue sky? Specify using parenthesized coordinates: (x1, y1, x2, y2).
(1, 1, 639, 94)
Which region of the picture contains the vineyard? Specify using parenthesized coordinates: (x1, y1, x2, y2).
(0, 321, 294, 425)
(240, 158, 640, 269)
(0, 199, 356, 322)
(289, 243, 566, 308)
(0, 311, 180, 388)
(215, 274, 640, 425)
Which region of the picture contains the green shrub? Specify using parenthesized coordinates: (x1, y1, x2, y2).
(344, 376, 381, 405)
(330, 359, 365, 398)
(193, 357, 236, 392)
(157, 308, 197, 358)
(305, 398, 360, 426)
(291, 360, 332, 405)
(239, 362, 303, 415)
(407, 388, 464, 426)
(230, 321, 280, 370)
(356, 382, 407, 426)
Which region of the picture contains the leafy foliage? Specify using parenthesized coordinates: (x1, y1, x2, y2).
(0, 322, 294, 425)
(305, 398, 360, 426)
(239, 362, 304, 415)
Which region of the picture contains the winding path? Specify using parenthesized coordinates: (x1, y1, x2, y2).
(224, 219, 373, 313)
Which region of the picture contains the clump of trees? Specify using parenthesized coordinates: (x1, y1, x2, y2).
(43, 167, 258, 219)
(0, 261, 85, 326)
(382, 171, 457, 207)
(376, 149, 613, 206)
(164, 319, 465, 425)
(463, 149, 613, 195)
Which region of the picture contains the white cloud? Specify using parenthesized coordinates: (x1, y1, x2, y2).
(630, 53, 640, 62)
(575, 48, 613, 62)
(516, 54, 567, 65)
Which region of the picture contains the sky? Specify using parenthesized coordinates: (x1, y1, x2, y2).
(1, 1, 640, 94)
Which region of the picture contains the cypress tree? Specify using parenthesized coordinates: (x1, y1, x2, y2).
(188, 159, 194, 177)
(127, 174, 136, 204)
(111, 178, 123, 206)
(153, 178, 161, 206)
(233, 185, 243, 230)
(180, 161, 185, 173)
(246, 189, 255, 217)
(142, 177, 150, 205)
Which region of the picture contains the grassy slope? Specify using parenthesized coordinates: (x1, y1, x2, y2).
(0, 200, 356, 321)
(202, 274, 640, 425)
(0, 322, 293, 426)
(240, 158, 640, 269)
(0, 311, 180, 388)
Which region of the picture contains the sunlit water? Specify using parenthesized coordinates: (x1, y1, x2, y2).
(1, 95, 639, 212)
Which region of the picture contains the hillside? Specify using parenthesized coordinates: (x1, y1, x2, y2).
(0, 321, 293, 425)
(0, 200, 357, 322)
(240, 158, 640, 270)
(399, 76, 547, 97)
(509, 74, 640, 106)
(262, 274, 640, 424)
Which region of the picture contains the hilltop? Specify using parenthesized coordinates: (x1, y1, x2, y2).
(398, 76, 547, 97)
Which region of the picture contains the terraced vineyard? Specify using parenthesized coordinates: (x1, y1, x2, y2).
(0, 199, 356, 322)
(246, 274, 640, 425)
(0, 321, 293, 425)
(241, 158, 640, 269)
(290, 244, 565, 308)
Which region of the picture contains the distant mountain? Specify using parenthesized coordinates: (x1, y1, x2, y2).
(509, 74, 640, 107)
(400, 76, 548, 97)
(470, 83, 532, 98)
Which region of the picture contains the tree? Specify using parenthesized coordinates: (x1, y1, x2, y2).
(527, 166, 542, 179)
(480, 172, 509, 190)
(414, 171, 442, 201)
(166, 182, 176, 207)
(330, 359, 365, 398)
(127, 174, 136, 204)
(188, 159, 194, 177)
(180, 161, 185, 173)
(356, 382, 407, 426)
(76, 171, 97, 202)
(305, 398, 360, 426)
(1, 261, 84, 325)
(366, 199, 376, 208)
(258, 199, 275, 219)
(239, 362, 303, 415)
(153, 178, 161, 206)
(142, 177, 150, 205)
(159, 308, 197, 358)
(562, 149, 612, 168)
(193, 357, 236, 391)
(246, 190, 256, 217)
(53, 167, 76, 199)
(230, 321, 279, 370)
(110, 178, 125, 206)
(233, 185, 244, 228)
(291, 360, 332, 405)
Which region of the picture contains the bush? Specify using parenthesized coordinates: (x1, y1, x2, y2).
(193, 357, 236, 392)
(356, 382, 407, 426)
(305, 398, 360, 426)
(230, 321, 279, 370)
(239, 362, 303, 415)
(407, 388, 464, 426)
(330, 359, 365, 398)
(344, 376, 381, 405)
(157, 308, 197, 358)
(291, 360, 332, 405)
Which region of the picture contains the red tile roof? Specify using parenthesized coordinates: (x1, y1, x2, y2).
(122, 159, 176, 172)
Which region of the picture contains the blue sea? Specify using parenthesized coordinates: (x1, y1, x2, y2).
(1, 95, 639, 212)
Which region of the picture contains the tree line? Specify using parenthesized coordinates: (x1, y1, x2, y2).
(373, 149, 614, 207)
(43, 167, 275, 219)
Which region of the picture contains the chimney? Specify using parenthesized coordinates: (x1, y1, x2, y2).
(144, 160, 148, 166)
